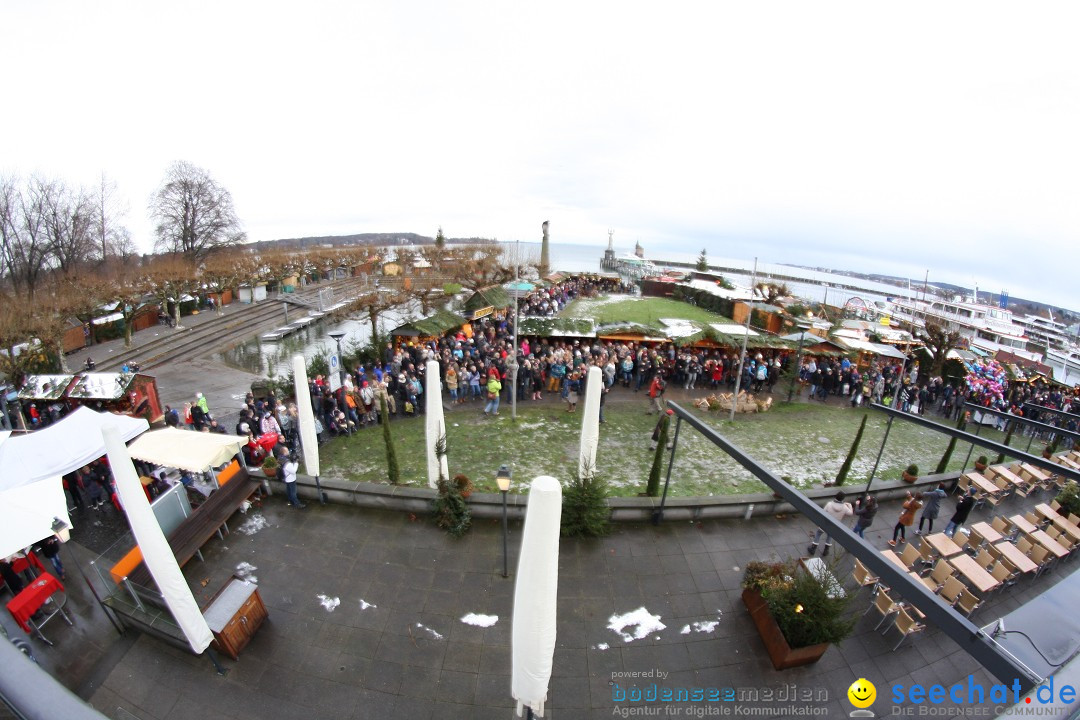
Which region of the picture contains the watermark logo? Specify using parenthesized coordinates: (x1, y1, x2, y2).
(846, 678, 876, 718)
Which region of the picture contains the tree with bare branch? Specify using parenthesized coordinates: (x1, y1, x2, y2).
(0, 176, 54, 299)
(144, 255, 200, 328)
(200, 251, 242, 315)
(43, 180, 97, 274)
(93, 173, 131, 262)
(921, 322, 963, 377)
(150, 161, 244, 261)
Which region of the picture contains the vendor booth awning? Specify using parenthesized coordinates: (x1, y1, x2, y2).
(0, 406, 148, 490)
(0, 476, 70, 558)
(127, 427, 247, 472)
(390, 309, 467, 338)
(18, 374, 76, 401)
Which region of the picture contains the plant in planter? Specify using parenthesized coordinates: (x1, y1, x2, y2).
(1055, 481, 1080, 519)
(974, 456, 988, 473)
(261, 455, 279, 478)
(902, 464, 918, 483)
(741, 559, 855, 670)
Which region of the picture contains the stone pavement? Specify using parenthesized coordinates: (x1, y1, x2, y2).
(30, 481, 1066, 720)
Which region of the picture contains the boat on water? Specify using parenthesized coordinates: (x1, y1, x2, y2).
(882, 294, 1035, 357)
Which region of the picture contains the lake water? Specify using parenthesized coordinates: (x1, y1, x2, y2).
(218, 241, 905, 376)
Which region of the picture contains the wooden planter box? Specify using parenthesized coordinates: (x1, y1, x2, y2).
(742, 588, 830, 670)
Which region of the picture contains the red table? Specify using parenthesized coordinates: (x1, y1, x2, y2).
(10, 552, 46, 578)
(6, 573, 73, 644)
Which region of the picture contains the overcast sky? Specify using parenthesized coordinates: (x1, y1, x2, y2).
(5, 2, 1079, 311)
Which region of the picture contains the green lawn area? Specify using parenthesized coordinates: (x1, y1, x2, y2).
(562, 295, 732, 326)
(320, 396, 1004, 497)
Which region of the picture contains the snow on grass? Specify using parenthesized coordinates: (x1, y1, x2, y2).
(359, 599, 377, 610)
(461, 613, 498, 627)
(608, 607, 666, 643)
(316, 594, 340, 612)
(416, 622, 444, 640)
(238, 515, 269, 535)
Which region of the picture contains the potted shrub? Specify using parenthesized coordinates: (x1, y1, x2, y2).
(1043, 445, 1054, 460)
(741, 560, 855, 670)
(1056, 481, 1080, 519)
(902, 464, 918, 483)
(261, 455, 279, 478)
(974, 456, 988, 473)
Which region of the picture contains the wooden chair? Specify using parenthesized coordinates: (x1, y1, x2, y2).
(1069, 513, 1080, 527)
(997, 554, 1021, 577)
(981, 492, 1002, 510)
(928, 559, 954, 592)
(975, 549, 996, 572)
(889, 608, 927, 651)
(991, 516, 1010, 535)
(955, 474, 971, 496)
(1024, 511, 1042, 529)
(916, 541, 936, 569)
(955, 588, 983, 617)
(864, 589, 901, 631)
(1030, 545, 1052, 577)
(1050, 499, 1061, 512)
(900, 544, 924, 572)
(939, 576, 966, 606)
(994, 477, 1013, 499)
(969, 526, 989, 550)
(990, 562, 1016, 589)
(852, 559, 881, 593)
(1016, 536, 1034, 556)
(1013, 481, 1033, 500)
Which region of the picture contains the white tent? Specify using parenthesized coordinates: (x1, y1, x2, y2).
(0, 406, 147, 491)
(127, 428, 247, 472)
(0, 475, 69, 558)
(0, 407, 147, 559)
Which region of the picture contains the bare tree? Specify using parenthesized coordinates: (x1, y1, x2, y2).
(150, 161, 244, 261)
(922, 322, 964, 377)
(0, 289, 39, 383)
(93, 173, 130, 261)
(43, 180, 97, 274)
(144, 255, 199, 328)
(200, 251, 242, 315)
(101, 264, 151, 348)
(0, 176, 54, 299)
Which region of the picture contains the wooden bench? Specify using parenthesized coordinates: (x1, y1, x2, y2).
(119, 466, 261, 589)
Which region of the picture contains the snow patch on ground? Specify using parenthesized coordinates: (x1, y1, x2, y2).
(316, 594, 340, 612)
(460, 613, 498, 627)
(680, 620, 719, 635)
(608, 607, 666, 643)
(593, 643, 610, 651)
(359, 599, 376, 610)
(235, 562, 258, 584)
(239, 500, 251, 513)
(238, 514, 269, 535)
(416, 623, 444, 640)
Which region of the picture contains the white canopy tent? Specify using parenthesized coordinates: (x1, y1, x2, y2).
(127, 428, 247, 473)
(0, 407, 148, 560)
(0, 406, 148, 491)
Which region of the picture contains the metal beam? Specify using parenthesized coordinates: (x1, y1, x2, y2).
(871, 403, 1080, 485)
(665, 401, 1042, 691)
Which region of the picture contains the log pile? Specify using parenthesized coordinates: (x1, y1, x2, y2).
(693, 391, 773, 414)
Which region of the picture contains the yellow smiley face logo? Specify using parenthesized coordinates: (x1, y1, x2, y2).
(848, 678, 876, 709)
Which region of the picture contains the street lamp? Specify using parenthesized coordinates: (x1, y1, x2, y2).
(497, 464, 511, 578)
(328, 330, 347, 390)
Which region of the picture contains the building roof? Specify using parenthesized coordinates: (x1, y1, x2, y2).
(390, 310, 467, 338)
(464, 285, 512, 312)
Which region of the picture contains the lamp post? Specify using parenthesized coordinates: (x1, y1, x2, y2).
(497, 464, 511, 578)
(328, 330, 346, 390)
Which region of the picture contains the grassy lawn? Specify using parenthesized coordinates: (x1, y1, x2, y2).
(562, 295, 732, 326)
(320, 395, 1005, 497)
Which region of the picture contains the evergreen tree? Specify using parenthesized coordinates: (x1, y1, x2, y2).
(995, 420, 1015, 465)
(562, 458, 611, 537)
(380, 394, 399, 484)
(935, 412, 967, 474)
(696, 249, 709, 272)
(646, 416, 670, 497)
(433, 477, 471, 537)
(835, 415, 867, 486)
(435, 226, 446, 249)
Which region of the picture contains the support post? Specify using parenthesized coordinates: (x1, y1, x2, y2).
(863, 414, 895, 496)
(729, 258, 758, 422)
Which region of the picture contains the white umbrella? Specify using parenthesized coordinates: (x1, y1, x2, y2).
(511, 475, 562, 717)
(292, 354, 323, 501)
(578, 366, 602, 481)
(101, 423, 213, 655)
(425, 359, 448, 489)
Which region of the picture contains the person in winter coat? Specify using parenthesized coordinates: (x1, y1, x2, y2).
(915, 483, 948, 535)
(888, 491, 922, 546)
(807, 491, 853, 556)
(484, 370, 503, 416)
(852, 494, 878, 538)
(944, 487, 978, 537)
